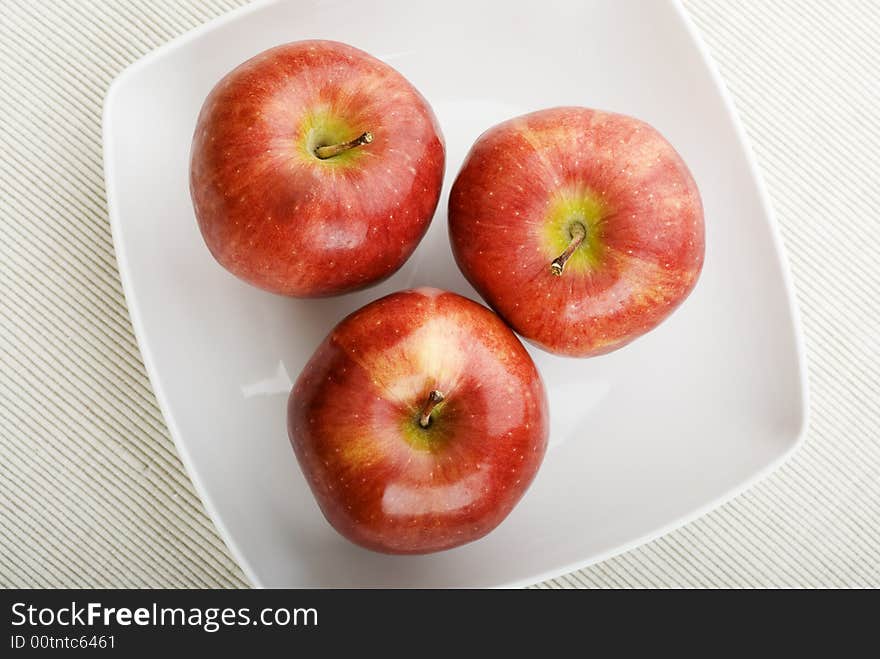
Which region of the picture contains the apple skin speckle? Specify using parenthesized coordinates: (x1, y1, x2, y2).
(190, 40, 445, 297)
(287, 288, 549, 554)
(448, 106, 705, 357)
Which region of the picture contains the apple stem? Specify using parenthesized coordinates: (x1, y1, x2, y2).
(418, 390, 445, 428)
(314, 131, 373, 159)
(550, 222, 587, 276)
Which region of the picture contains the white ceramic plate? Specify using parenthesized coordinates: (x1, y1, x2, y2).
(103, 0, 807, 587)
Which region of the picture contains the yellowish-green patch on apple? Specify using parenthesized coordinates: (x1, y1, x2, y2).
(541, 187, 609, 272)
(399, 398, 452, 452)
(299, 109, 369, 167)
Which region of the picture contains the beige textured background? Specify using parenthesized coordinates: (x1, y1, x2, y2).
(1, 0, 878, 588)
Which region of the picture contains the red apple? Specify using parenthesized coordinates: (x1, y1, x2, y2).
(288, 288, 549, 554)
(448, 107, 704, 357)
(190, 40, 445, 297)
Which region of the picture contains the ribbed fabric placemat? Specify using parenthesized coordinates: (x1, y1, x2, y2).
(1, 0, 878, 588)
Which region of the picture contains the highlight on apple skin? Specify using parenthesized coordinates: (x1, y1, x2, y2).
(448, 106, 705, 357)
(190, 40, 445, 297)
(287, 288, 549, 554)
